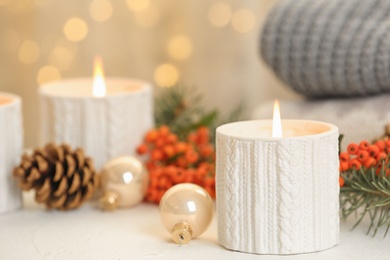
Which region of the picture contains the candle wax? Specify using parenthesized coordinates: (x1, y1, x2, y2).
(40, 78, 144, 98)
(0, 96, 14, 106)
(217, 120, 335, 140)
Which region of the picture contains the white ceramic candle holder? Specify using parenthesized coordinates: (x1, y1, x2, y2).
(0, 92, 23, 214)
(216, 120, 339, 255)
(39, 78, 153, 170)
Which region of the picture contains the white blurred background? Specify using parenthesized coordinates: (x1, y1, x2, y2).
(0, 0, 299, 148)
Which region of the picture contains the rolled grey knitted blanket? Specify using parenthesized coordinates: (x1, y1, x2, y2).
(261, 0, 390, 97)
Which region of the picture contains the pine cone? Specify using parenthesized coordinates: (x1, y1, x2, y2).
(13, 143, 99, 210)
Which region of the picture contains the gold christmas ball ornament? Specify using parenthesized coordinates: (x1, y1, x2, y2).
(99, 156, 148, 210)
(159, 183, 214, 244)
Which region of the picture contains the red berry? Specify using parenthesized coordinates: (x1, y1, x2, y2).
(347, 143, 359, 155)
(374, 140, 385, 151)
(339, 161, 349, 172)
(159, 125, 170, 136)
(339, 152, 350, 162)
(364, 157, 376, 168)
(166, 134, 178, 144)
(349, 159, 362, 170)
(136, 144, 148, 155)
(376, 152, 387, 162)
(185, 149, 199, 164)
(359, 141, 370, 150)
(151, 149, 164, 161)
(145, 130, 158, 143)
(357, 150, 369, 163)
(339, 177, 345, 187)
(163, 145, 175, 158)
(367, 145, 380, 158)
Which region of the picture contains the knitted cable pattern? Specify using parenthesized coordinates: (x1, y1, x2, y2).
(261, 0, 390, 97)
(215, 130, 340, 254)
(276, 141, 295, 253)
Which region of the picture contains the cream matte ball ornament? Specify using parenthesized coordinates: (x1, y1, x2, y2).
(159, 183, 214, 244)
(99, 156, 148, 210)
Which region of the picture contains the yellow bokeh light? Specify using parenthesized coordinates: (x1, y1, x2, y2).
(2, 29, 21, 53)
(63, 18, 88, 42)
(134, 3, 160, 27)
(167, 36, 193, 60)
(154, 63, 180, 87)
(18, 40, 40, 64)
(37, 66, 61, 85)
(208, 2, 232, 27)
(89, 0, 113, 22)
(126, 0, 150, 12)
(231, 9, 256, 33)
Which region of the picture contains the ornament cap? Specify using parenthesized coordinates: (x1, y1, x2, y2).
(171, 222, 193, 244)
(99, 191, 120, 211)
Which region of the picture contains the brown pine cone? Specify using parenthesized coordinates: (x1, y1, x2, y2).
(13, 143, 99, 210)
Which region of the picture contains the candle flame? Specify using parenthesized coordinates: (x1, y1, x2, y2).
(93, 56, 106, 97)
(272, 100, 282, 138)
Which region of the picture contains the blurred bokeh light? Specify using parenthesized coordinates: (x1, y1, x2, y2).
(89, 0, 113, 22)
(154, 63, 180, 87)
(167, 35, 193, 60)
(126, 0, 150, 12)
(208, 2, 232, 28)
(63, 18, 89, 42)
(37, 65, 61, 85)
(231, 9, 256, 33)
(0, 0, 288, 148)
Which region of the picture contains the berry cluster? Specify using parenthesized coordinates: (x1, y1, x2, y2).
(339, 140, 390, 187)
(136, 125, 215, 204)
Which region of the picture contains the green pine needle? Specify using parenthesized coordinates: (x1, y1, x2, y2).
(154, 85, 245, 141)
(340, 160, 390, 237)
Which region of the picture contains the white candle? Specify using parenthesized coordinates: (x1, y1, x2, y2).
(216, 119, 339, 255)
(0, 92, 23, 214)
(39, 59, 153, 170)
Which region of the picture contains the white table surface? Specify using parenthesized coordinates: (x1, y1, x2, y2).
(1, 192, 389, 260)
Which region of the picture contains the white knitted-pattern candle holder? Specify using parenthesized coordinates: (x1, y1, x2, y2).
(216, 120, 339, 255)
(39, 78, 153, 170)
(0, 92, 23, 214)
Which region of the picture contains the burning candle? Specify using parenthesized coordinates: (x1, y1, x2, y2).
(39, 57, 153, 170)
(0, 92, 23, 214)
(216, 101, 339, 255)
(272, 100, 282, 138)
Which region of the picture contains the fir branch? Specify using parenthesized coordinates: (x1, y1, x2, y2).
(154, 85, 210, 139)
(338, 134, 344, 155)
(340, 162, 390, 237)
(154, 85, 245, 140)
